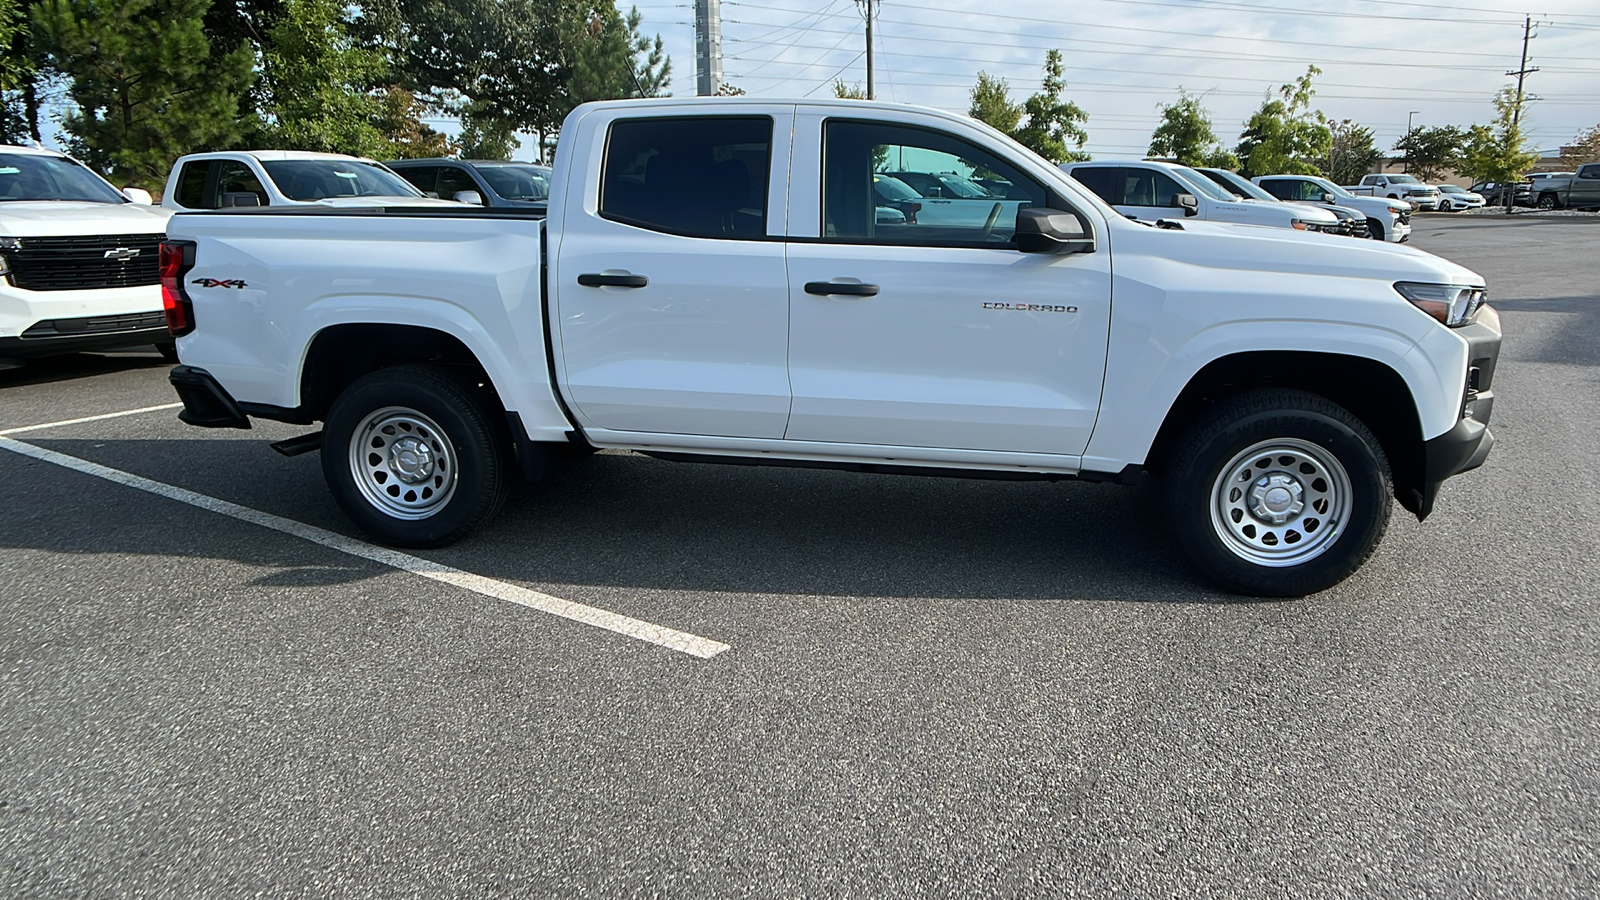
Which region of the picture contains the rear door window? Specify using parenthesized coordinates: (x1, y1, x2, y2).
(1069, 166, 1123, 205)
(174, 160, 213, 208)
(600, 116, 772, 239)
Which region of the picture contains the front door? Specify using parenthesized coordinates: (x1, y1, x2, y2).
(551, 110, 794, 439)
(784, 116, 1112, 456)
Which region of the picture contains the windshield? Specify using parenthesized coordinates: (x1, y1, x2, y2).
(262, 160, 424, 201)
(1438, 184, 1467, 194)
(1387, 174, 1423, 185)
(1201, 167, 1276, 201)
(1318, 178, 1357, 199)
(1172, 166, 1236, 202)
(473, 163, 549, 200)
(0, 152, 126, 203)
(871, 174, 921, 202)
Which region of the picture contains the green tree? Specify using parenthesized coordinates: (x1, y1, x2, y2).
(253, 0, 390, 156)
(33, 0, 254, 187)
(714, 81, 746, 97)
(1011, 50, 1089, 164)
(1393, 125, 1465, 182)
(1458, 87, 1538, 208)
(1147, 89, 1231, 167)
(968, 71, 1022, 136)
(1559, 123, 1600, 167)
(1318, 119, 1382, 185)
(1235, 65, 1332, 177)
(0, 0, 48, 143)
(373, 85, 454, 158)
(832, 79, 866, 99)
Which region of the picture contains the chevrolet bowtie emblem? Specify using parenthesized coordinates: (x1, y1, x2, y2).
(103, 247, 140, 261)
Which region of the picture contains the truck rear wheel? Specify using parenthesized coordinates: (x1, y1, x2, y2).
(322, 364, 511, 547)
(1164, 389, 1392, 597)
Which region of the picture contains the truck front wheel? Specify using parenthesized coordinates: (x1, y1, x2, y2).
(322, 364, 511, 547)
(1164, 389, 1392, 597)
(1365, 218, 1385, 241)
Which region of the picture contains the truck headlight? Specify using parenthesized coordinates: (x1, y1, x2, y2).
(1394, 282, 1485, 327)
(0, 237, 14, 276)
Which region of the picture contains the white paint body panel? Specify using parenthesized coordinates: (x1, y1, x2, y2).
(171, 97, 1488, 475)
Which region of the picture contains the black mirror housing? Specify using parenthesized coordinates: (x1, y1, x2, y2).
(1015, 207, 1094, 254)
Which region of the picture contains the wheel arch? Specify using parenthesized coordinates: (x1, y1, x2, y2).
(1145, 350, 1430, 517)
(299, 323, 498, 422)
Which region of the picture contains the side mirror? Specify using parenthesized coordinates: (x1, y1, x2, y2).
(1175, 193, 1199, 216)
(122, 187, 153, 205)
(1015, 208, 1094, 255)
(453, 190, 484, 206)
(221, 192, 261, 208)
(1323, 193, 1337, 204)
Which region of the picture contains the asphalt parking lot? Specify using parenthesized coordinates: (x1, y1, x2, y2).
(3, 216, 1597, 897)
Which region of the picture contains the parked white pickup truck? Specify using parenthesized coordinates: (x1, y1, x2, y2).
(0, 144, 175, 362)
(1063, 159, 1341, 233)
(162, 98, 1501, 596)
(1254, 175, 1413, 243)
(1346, 174, 1440, 211)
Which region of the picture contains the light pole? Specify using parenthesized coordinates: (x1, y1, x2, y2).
(1404, 111, 1421, 172)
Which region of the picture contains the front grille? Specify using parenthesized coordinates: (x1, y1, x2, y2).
(5, 233, 163, 292)
(1397, 210, 1411, 225)
(21, 311, 167, 338)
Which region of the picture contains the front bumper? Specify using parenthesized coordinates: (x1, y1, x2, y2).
(1412, 306, 1500, 518)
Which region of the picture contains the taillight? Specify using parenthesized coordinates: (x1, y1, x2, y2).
(160, 241, 196, 336)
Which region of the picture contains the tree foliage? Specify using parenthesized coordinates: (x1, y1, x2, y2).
(1148, 89, 1233, 168)
(968, 71, 1022, 136)
(1012, 50, 1089, 164)
(1560, 123, 1600, 167)
(1235, 66, 1331, 178)
(1, 0, 50, 143)
(1393, 125, 1465, 182)
(832, 79, 866, 100)
(1316, 119, 1382, 186)
(967, 52, 1087, 164)
(252, 0, 389, 156)
(32, 0, 255, 187)
(1457, 87, 1538, 205)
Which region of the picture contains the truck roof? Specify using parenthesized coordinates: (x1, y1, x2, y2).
(0, 144, 66, 157)
(174, 150, 380, 164)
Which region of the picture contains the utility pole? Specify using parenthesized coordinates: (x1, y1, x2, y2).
(1507, 15, 1538, 130)
(695, 0, 723, 97)
(1504, 15, 1538, 209)
(858, 0, 875, 100)
(1403, 110, 1420, 172)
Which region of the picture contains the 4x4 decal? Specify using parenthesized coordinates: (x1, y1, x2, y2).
(191, 278, 248, 289)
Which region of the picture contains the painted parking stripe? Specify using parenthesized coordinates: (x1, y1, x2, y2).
(0, 402, 183, 436)
(0, 431, 729, 660)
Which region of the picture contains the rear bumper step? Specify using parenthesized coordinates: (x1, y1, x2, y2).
(169, 365, 251, 429)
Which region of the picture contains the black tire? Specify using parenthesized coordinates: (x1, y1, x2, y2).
(1164, 389, 1392, 597)
(1537, 193, 1560, 210)
(155, 341, 179, 363)
(322, 364, 511, 547)
(1366, 217, 1385, 241)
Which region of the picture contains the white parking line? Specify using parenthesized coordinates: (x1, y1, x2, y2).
(0, 402, 183, 436)
(0, 416, 730, 660)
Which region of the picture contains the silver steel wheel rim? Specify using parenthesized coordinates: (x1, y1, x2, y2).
(1209, 438, 1352, 567)
(348, 406, 458, 520)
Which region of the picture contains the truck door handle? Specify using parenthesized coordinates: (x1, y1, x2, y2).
(805, 281, 879, 297)
(577, 272, 648, 288)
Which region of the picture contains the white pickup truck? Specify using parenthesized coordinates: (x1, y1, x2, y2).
(162, 98, 1501, 597)
(0, 145, 175, 363)
(1254, 175, 1414, 243)
(1345, 174, 1440, 211)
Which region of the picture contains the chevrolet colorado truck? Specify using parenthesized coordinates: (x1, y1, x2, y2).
(0, 144, 174, 362)
(163, 98, 1501, 596)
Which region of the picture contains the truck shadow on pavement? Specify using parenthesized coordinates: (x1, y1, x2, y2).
(0, 349, 170, 387)
(8, 436, 1238, 605)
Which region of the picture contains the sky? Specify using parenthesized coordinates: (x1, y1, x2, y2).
(628, 0, 1600, 160)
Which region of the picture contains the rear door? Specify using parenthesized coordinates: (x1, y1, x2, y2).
(783, 110, 1112, 456)
(1574, 164, 1600, 208)
(550, 107, 795, 438)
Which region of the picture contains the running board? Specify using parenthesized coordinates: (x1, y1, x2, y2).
(269, 431, 323, 457)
